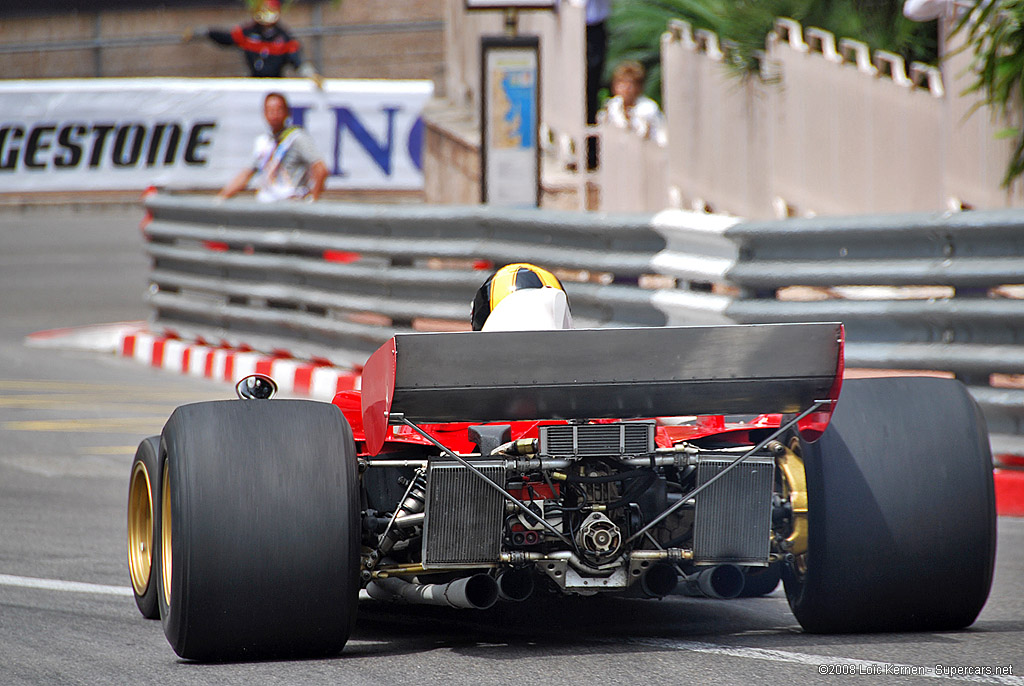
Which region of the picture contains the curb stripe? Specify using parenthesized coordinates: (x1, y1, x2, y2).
(151, 339, 165, 367)
(121, 334, 135, 357)
(995, 470, 1024, 517)
(294, 366, 313, 394)
(111, 330, 360, 402)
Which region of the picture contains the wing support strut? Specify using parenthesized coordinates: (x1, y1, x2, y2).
(391, 413, 575, 548)
(625, 399, 834, 546)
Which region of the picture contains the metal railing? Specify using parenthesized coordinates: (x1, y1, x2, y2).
(143, 194, 1024, 457)
(143, 195, 666, 368)
(1, 6, 442, 78)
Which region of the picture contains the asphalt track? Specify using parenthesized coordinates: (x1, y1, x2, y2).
(1, 205, 1022, 685)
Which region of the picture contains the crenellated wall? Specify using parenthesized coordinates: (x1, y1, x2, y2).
(660, 17, 1024, 217)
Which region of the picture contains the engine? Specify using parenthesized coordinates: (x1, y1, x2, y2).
(362, 421, 777, 600)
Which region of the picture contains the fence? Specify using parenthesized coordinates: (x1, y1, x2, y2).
(143, 193, 1024, 458)
(0, 2, 444, 83)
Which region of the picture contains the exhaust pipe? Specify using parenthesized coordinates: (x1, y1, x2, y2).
(366, 573, 499, 610)
(681, 564, 745, 599)
(496, 568, 535, 602)
(639, 562, 680, 598)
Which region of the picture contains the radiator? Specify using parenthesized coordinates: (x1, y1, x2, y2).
(422, 462, 506, 568)
(692, 455, 774, 564)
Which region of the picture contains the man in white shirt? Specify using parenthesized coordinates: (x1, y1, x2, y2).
(218, 91, 328, 202)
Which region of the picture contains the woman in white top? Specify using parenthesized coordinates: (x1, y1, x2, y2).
(599, 60, 666, 146)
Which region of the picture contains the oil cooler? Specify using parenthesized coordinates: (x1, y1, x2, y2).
(539, 422, 655, 457)
(692, 455, 775, 564)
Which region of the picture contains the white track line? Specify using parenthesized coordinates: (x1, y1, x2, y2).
(631, 638, 1023, 685)
(0, 573, 133, 597)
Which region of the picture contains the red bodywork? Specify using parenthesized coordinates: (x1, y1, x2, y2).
(332, 398, 837, 458)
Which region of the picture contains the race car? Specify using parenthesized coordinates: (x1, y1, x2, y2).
(126, 273, 995, 662)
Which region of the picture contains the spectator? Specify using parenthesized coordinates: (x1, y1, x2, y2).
(218, 92, 329, 202)
(185, 0, 321, 84)
(599, 60, 666, 145)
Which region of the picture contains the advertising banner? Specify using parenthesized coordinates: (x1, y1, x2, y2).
(0, 78, 432, 193)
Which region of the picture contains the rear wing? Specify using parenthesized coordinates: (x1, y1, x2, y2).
(361, 323, 844, 455)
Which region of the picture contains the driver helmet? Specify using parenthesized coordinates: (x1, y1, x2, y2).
(471, 263, 572, 332)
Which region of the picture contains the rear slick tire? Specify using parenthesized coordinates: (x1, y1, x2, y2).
(158, 400, 360, 661)
(784, 377, 996, 633)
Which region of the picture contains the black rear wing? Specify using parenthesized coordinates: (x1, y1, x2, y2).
(360, 323, 844, 454)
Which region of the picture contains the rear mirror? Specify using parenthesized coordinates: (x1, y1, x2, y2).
(235, 374, 278, 400)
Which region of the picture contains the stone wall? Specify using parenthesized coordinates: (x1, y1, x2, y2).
(0, 1, 444, 87)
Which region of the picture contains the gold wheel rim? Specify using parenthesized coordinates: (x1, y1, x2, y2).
(161, 460, 172, 608)
(778, 437, 809, 560)
(127, 461, 153, 595)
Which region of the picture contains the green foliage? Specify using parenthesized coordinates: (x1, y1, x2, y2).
(243, 0, 287, 10)
(954, 1, 1024, 186)
(242, 0, 343, 10)
(608, 0, 938, 103)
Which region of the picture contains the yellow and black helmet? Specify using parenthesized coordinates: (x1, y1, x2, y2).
(471, 263, 567, 331)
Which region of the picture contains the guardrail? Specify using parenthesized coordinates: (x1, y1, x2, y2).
(143, 195, 671, 368)
(143, 194, 1024, 458)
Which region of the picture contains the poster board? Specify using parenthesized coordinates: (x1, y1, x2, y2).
(480, 36, 541, 208)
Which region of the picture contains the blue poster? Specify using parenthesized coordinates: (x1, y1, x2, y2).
(484, 43, 539, 207)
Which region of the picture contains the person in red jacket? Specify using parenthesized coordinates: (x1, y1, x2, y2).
(186, 0, 321, 83)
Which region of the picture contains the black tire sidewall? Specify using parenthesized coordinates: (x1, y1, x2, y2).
(159, 400, 360, 661)
(128, 436, 161, 620)
(785, 377, 996, 633)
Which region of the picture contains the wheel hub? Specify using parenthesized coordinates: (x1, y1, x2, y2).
(776, 438, 808, 557)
